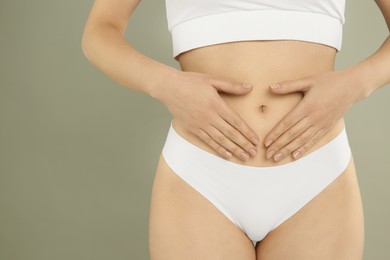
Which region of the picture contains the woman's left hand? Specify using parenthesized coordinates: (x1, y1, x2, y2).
(263, 68, 371, 161)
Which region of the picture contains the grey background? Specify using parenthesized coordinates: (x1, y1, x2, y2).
(0, 0, 389, 259)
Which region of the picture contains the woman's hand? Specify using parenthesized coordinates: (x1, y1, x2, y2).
(263, 68, 372, 162)
(156, 70, 259, 161)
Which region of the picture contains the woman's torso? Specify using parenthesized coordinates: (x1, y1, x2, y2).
(172, 40, 345, 166)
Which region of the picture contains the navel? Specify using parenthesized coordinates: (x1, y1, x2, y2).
(259, 104, 267, 113)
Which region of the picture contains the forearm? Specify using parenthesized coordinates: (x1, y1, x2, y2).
(344, 35, 390, 100)
(81, 22, 179, 100)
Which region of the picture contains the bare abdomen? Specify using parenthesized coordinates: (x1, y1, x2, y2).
(172, 40, 346, 166)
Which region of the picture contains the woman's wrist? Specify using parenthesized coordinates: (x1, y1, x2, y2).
(342, 59, 381, 103)
(147, 65, 182, 102)
(343, 35, 390, 103)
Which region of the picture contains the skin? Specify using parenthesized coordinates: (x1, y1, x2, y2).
(81, 1, 390, 163)
(81, 0, 260, 162)
(264, 0, 390, 162)
(81, 0, 389, 259)
(154, 35, 362, 260)
(150, 151, 364, 259)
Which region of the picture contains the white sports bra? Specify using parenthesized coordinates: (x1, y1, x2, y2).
(165, 0, 346, 58)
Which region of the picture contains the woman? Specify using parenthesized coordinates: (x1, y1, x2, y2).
(82, 0, 390, 259)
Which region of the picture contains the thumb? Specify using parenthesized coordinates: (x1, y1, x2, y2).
(269, 78, 311, 94)
(211, 79, 253, 95)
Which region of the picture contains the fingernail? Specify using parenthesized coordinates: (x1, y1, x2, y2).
(270, 83, 281, 89)
(251, 137, 259, 145)
(293, 151, 301, 159)
(248, 148, 257, 157)
(266, 150, 275, 160)
(265, 139, 273, 147)
(224, 151, 232, 158)
(240, 152, 249, 161)
(242, 83, 253, 89)
(274, 152, 283, 161)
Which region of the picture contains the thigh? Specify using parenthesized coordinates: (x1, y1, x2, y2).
(149, 154, 256, 260)
(256, 156, 365, 260)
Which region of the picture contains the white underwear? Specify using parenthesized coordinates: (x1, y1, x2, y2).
(161, 121, 352, 246)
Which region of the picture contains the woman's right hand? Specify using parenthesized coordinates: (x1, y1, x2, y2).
(154, 70, 259, 161)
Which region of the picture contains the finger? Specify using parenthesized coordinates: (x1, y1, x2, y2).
(211, 78, 254, 95)
(217, 101, 259, 146)
(269, 126, 318, 162)
(265, 116, 312, 160)
(291, 128, 328, 160)
(269, 77, 312, 94)
(207, 125, 252, 161)
(264, 102, 307, 148)
(196, 128, 233, 159)
(213, 117, 257, 158)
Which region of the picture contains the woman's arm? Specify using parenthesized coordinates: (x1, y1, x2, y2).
(81, 0, 178, 98)
(81, 0, 260, 161)
(357, 0, 390, 90)
(263, 0, 390, 162)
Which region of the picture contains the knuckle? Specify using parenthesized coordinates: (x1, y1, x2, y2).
(314, 130, 325, 141)
(195, 127, 205, 137)
(244, 129, 255, 140)
(299, 133, 312, 144)
(272, 138, 285, 150)
(213, 143, 223, 153)
(230, 134, 250, 150)
(238, 138, 253, 150)
(231, 146, 243, 156)
(232, 117, 243, 127)
(279, 121, 289, 130)
(285, 130, 296, 139)
(225, 128, 236, 138)
(217, 147, 229, 157)
(301, 141, 312, 151)
(287, 145, 296, 153)
(280, 146, 292, 154)
(292, 126, 304, 137)
(304, 134, 318, 147)
(273, 129, 282, 138)
(241, 141, 253, 151)
(214, 133, 226, 144)
(201, 134, 213, 145)
(240, 128, 257, 143)
(241, 127, 255, 140)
